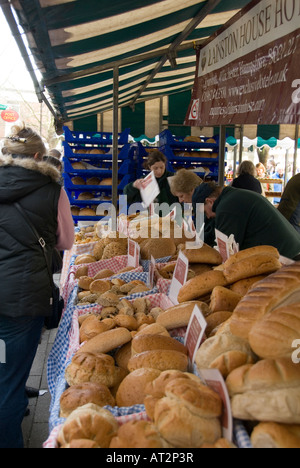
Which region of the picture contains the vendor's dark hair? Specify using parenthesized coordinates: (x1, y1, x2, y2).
(143, 150, 167, 170)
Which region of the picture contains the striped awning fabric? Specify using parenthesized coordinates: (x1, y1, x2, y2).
(8, 0, 252, 122)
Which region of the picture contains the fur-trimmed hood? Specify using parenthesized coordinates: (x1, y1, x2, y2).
(0, 154, 62, 203)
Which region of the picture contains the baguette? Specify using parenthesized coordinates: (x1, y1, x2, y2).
(177, 270, 228, 303)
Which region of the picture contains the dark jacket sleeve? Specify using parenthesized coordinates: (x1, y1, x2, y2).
(123, 181, 142, 205)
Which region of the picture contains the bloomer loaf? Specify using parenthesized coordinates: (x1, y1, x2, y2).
(226, 357, 300, 424)
(230, 261, 300, 340)
(248, 304, 300, 359)
(251, 422, 300, 449)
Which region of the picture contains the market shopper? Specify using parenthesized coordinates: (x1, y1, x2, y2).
(169, 169, 215, 245)
(193, 182, 300, 260)
(123, 151, 178, 213)
(231, 160, 262, 194)
(277, 172, 300, 235)
(0, 124, 74, 449)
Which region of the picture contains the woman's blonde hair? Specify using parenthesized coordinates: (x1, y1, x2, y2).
(170, 168, 202, 195)
(2, 123, 46, 158)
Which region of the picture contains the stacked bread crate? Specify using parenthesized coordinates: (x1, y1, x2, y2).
(63, 126, 135, 224)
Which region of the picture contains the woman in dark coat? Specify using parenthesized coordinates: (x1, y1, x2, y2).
(0, 124, 74, 448)
(231, 160, 263, 194)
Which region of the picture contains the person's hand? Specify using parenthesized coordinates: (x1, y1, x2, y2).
(133, 179, 144, 190)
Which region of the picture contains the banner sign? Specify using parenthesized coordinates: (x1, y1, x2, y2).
(185, 0, 300, 126)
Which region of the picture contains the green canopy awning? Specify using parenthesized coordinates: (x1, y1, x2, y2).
(2, 0, 252, 123)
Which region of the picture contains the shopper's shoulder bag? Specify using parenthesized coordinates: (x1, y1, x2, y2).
(14, 202, 64, 330)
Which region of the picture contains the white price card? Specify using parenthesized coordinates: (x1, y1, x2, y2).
(215, 229, 239, 263)
(128, 239, 140, 268)
(198, 369, 233, 442)
(148, 255, 156, 289)
(140, 171, 160, 208)
(168, 250, 189, 305)
(184, 305, 207, 368)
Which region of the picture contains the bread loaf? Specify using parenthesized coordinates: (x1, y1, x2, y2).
(229, 275, 268, 296)
(156, 301, 210, 329)
(78, 327, 132, 355)
(178, 270, 228, 303)
(248, 304, 300, 359)
(115, 368, 161, 407)
(195, 322, 256, 378)
(131, 334, 188, 356)
(127, 350, 188, 373)
(223, 253, 281, 284)
(210, 286, 242, 313)
(57, 404, 118, 448)
(74, 254, 96, 265)
(140, 238, 177, 260)
(224, 246, 279, 268)
(65, 352, 120, 388)
(230, 262, 300, 340)
(153, 378, 222, 448)
(251, 422, 300, 449)
(226, 357, 300, 423)
(109, 420, 170, 448)
(60, 382, 115, 418)
(182, 244, 222, 265)
(205, 312, 233, 337)
(79, 316, 110, 343)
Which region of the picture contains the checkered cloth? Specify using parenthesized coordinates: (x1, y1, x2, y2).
(233, 419, 253, 448)
(141, 256, 172, 272)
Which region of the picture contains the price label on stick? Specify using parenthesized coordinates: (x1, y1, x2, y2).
(168, 250, 189, 305)
(128, 239, 140, 268)
(140, 171, 160, 208)
(198, 369, 233, 442)
(148, 255, 156, 289)
(184, 305, 207, 368)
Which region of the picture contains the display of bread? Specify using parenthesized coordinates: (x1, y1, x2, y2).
(55, 235, 300, 448)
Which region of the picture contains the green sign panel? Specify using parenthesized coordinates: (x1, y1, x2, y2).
(0, 105, 8, 111)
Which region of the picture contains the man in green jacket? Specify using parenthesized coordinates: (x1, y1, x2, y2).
(278, 173, 300, 235)
(193, 182, 300, 260)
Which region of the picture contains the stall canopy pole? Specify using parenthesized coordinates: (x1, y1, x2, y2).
(218, 125, 226, 187)
(293, 125, 299, 176)
(112, 66, 119, 230)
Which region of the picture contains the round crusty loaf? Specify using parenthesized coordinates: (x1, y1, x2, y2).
(127, 350, 188, 373)
(65, 352, 119, 387)
(195, 322, 256, 378)
(79, 316, 110, 343)
(78, 327, 132, 355)
(115, 368, 161, 407)
(178, 270, 228, 303)
(248, 304, 300, 359)
(251, 422, 300, 449)
(223, 253, 281, 284)
(131, 334, 188, 356)
(153, 378, 222, 448)
(60, 382, 115, 418)
(140, 238, 176, 260)
(156, 301, 210, 329)
(78, 276, 94, 291)
(109, 420, 170, 448)
(57, 404, 119, 448)
(182, 243, 222, 265)
(226, 357, 300, 424)
(89, 279, 111, 295)
(93, 269, 115, 280)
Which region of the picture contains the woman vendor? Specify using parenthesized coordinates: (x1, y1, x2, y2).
(123, 151, 178, 214)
